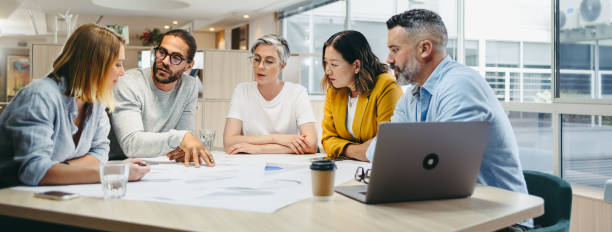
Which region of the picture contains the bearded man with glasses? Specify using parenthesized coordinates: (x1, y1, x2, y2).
(108, 29, 214, 168)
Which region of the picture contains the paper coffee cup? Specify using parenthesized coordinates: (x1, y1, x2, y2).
(310, 160, 336, 201)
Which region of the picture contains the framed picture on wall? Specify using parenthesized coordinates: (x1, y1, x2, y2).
(6, 56, 30, 100)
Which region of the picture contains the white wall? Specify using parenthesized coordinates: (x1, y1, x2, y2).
(248, 14, 278, 47)
(225, 13, 279, 50)
(193, 31, 216, 49)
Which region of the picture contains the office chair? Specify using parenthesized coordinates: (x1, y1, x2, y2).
(523, 170, 572, 232)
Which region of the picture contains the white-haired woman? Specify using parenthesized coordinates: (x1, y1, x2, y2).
(223, 34, 318, 154)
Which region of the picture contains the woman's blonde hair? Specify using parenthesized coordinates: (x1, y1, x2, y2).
(50, 23, 125, 111)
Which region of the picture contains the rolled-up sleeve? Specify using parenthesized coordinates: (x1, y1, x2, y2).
(88, 105, 111, 162)
(5, 93, 58, 186)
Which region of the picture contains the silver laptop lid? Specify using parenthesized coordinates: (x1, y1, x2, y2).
(366, 121, 489, 203)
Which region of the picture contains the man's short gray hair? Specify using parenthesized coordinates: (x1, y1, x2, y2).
(250, 34, 291, 64)
(386, 9, 448, 52)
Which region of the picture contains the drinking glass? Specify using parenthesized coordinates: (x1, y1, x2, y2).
(99, 161, 129, 199)
(200, 129, 216, 151)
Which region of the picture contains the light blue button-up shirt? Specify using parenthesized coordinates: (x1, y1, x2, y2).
(0, 77, 110, 186)
(366, 56, 529, 195)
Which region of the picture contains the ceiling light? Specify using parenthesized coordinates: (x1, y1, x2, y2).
(164, 25, 170, 29)
(209, 28, 215, 31)
(172, 20, 178, 25)
(243, 14, 250, 19)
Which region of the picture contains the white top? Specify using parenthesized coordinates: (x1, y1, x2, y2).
(346, 95, 358, 137)
(227, 81, 316, 136)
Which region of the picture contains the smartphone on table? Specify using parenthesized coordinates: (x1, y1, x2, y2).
(34, 191, 80, 200)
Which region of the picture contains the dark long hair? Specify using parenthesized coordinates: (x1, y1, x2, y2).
(320, 30, 388, 93)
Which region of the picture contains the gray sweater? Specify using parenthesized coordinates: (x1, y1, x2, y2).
(109, 68, 198, 159)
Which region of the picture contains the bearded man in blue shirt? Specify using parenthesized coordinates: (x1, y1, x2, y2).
(365, 10, 531, 229)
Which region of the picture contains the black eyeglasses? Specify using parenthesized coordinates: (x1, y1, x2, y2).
(354, 167, 371, 184)
(154, 46, 190, 65)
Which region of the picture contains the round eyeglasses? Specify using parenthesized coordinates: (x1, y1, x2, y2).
(354, 167, 372, 184)
(154, 46, 190, 66)
(250, 56, 279, 69)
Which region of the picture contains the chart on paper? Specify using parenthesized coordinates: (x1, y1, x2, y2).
(13, 152, 365, 213)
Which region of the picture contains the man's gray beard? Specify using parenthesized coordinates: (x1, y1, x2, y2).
(398, 68, 419, 85)
(396, 72, 413, 85)
(398, 57, 421, 86)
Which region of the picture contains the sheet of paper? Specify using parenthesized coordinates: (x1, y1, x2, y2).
(13, 152, 366, 213)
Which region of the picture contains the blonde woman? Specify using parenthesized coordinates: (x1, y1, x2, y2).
(0, 24, 150, 187)
(223, 34, 318, 154)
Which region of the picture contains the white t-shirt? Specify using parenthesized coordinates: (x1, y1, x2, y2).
(346, 95, 358, 137)
(227, 81, 316, 136)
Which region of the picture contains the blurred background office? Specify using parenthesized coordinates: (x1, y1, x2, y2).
(0, 0, 611, 230)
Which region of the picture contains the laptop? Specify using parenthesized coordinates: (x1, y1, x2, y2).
(335, 121, 490, 204)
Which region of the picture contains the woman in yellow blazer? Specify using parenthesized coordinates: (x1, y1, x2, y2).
(321, 30, 402, 161)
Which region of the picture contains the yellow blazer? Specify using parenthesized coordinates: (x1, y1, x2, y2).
(321, 73, 403, 159)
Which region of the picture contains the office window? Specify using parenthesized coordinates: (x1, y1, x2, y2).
(282, 1, 346, 95)
(602, 74, 612, 96)
(139, 50, 152, 69)
(466, 0, 550, 102)
(486, 41, 520, 68)
(486, 72, 506, 101)
(284, 14, 310, 54)
(600, 45, 612, 71)
(447, 38, 457, 61)
(509, 72, 520, 101)
(559, 43, 592, 70)
(562, 114, 612, 188)
(508, 111, 553, 174)
(485, 71, 520, 102)
(523, 73, 552, 103)
(558, 43, 593, 98)
(523, 42, 551, 69)
(559, 73, 591, 97)
(446, 38, 478, 65)
(349, 0, 408, 61)
(351, 20, 390, 60)
(465, 40, 479, 67)
(600, 43, 612, 99)
(299, 55, 324, 94)
(350, 0, 457, 64)
(283, 0, 458, 94)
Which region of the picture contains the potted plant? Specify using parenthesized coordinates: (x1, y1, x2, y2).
(139, 28, 162, 46)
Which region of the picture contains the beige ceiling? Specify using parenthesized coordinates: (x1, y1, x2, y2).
(16, 0, 306, 30)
